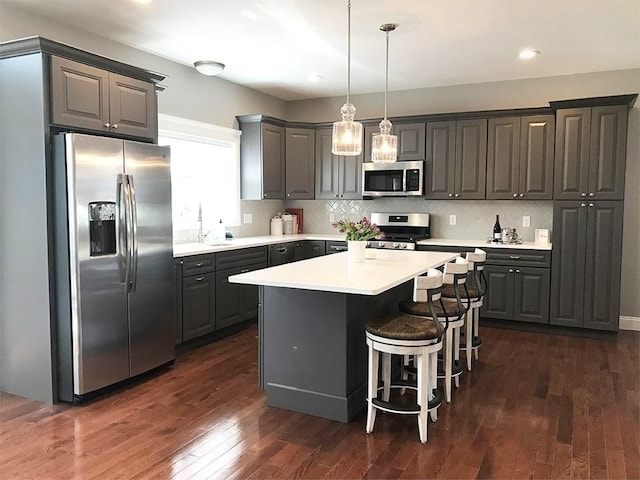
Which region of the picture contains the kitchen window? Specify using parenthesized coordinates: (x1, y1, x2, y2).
(159, 114, 241, 243)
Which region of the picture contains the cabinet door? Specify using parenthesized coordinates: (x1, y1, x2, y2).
(51, 56, 109, 132)
(303, 240, 326, 259)
(425, 121, 456, 199)
(486, 117, 520, 200)
(339, 153, 363, 199)
(513, 267, 550, 324)
(174, 259, 183, 344)
(553, 108, 591, 199)
(519, 115, 554, 200)
(396, 123, 426, 161)
(455, 119, 487, 199)
(363, 124, 378, 163)
(261, 123, 285, 199)
(285, 127, 315, 199)
(215, 267, 243, 329)
(315, 129, 340, 199)
(240, 263, 266, 321)
(588, 106, 627, 200)
(182, 273, 216, 341)
(583, 202, 623, 331)
(108, 73, 157, 139)
(550, 202, 588, 327)
(480, 264, 513, 320)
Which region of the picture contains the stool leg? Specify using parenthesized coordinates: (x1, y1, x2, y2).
(466, 310, 473, 371)
(382, 353, 391, 402)
(366, 342, 378, 434)
(454, 326, 460, 388)
(473, 309, 480, 360)
(401, 354, 411, 395)
(429, 348, 438, 422)
(417, 352, 428, 444)
(444, 327, 452, 403)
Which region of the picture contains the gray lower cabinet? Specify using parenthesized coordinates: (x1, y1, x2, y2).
(51, 56, 157, 139)
(215, 247, 268, 330)
(180, 254, 216, 341)
(315, 128, 362, 199)
(550, 201, 623, 331)
(480, 249, 551, 324)
(268, 242, 296, 266)
(424, 118, 487, 199)
(295, 240, 326, 260)
(285, 127, 315, 199)
(486, 115, 554, 200)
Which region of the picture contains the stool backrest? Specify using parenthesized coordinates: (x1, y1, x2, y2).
(414, 268, 443, 302)
(466, 248, 487, 296)
(443, 257, 470, 315)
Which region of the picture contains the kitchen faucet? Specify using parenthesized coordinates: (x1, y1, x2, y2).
(196, 202, 209, 243)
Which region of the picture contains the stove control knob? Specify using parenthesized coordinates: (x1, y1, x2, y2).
(400, 243, 407, 249)
(393, 243, 400, 249)
(378, 242, 385, 248)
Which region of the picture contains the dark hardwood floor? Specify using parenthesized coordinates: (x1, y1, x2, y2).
(1, 323, 638, 479)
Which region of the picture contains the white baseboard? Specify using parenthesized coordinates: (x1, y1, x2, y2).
(619, 316, 640, 331)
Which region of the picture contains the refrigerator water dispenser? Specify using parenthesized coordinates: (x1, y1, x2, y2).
(88, 202, 116, 256)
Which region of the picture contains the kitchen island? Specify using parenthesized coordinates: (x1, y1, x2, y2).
(229, 249, 457, 422)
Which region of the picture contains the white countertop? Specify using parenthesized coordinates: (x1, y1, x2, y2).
(173, 234, 344, 257)
(228, 250, 458, 295)
(417, 238, 552, 251)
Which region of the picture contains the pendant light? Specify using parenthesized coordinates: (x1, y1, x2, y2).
(332, 0, 363, 156)
(371, 23, 398, 163)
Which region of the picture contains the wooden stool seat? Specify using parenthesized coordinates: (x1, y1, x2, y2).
(399, 298, 466, 318)
(366, 314, 442, 341)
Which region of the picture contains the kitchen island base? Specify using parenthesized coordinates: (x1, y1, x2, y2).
(260, 282, 412, 422)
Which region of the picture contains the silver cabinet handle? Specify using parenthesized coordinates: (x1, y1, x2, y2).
(515, 269, 520, 273)
(112, 123, 118, 129)
(581, 203, 587, 207)
(519, 193, 524, 197)
(508, 269, 514, 273)
(454, 193, 459, 197)
(263, 194, 267, 198)
(195, 262, 204, 267)
(589, 193, 594, 197)
(195, 276, 204, 282)
(104, 122, 111, 128)
(240, 269, 249, 273)
(287, 193, 291, 197)
(589, 203, 594, 207)
(335, 194, 339, 198)
(448, 193, 453, 197)
(509, 255, 521, 260)
(581, 192, 587, 197)
(513, 193, 518, 198)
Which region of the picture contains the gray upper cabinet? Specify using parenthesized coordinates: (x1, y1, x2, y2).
(364, 122, 425, 162)
(285, 127, 315, 199)
(51, 56, 157, 139)
(550, 201, 623, 331)
(425, 119, 487, 199)
(486, 115, 554, 200)
(238, 117, 286, 200)
(315, 128, 362, 199)
(553, 105, 627, 200)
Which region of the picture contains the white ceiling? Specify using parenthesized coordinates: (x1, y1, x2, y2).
(4, 0, 640, 101)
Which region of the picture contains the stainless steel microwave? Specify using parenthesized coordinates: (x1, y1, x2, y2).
(362, 160, 424, 197)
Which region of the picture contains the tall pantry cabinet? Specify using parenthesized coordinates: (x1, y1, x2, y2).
(549, 95, 636, 331)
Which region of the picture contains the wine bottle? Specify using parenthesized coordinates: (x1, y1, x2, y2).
(493, 215, 502, 242)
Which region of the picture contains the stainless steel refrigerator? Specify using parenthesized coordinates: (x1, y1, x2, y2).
(53, 133, 175, 402)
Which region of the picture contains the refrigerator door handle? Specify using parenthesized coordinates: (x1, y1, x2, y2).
(116, 174, 130, 289)
(123, 174, 134, 293)
(128, 174, 139, 292)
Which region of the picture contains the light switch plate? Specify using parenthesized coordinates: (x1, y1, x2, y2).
(522, 215, 530, 227)
(243, 213, 252, 224)
(449, 214, 457, 225)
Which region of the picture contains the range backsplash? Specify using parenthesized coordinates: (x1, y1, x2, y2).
(219, 198, 553, 244)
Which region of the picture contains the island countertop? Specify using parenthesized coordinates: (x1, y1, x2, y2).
(228, 249, 457, 295)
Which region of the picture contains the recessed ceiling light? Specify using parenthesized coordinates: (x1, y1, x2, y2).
(519, 49, 541, 60)
(308, 74, 323, 82)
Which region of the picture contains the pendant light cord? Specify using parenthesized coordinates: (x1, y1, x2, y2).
(347, 0, 352, 104)
(384, 29, 389, 120)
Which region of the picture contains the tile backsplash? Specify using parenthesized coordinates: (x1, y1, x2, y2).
(217, 198, 554, 243)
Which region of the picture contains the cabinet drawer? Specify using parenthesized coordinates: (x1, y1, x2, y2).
(216, 246, 268, 270)
(326, 241, 347, 254)
(182, 254, 215, 276)
(485, 249, 551, 267)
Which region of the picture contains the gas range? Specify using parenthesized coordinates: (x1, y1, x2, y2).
(366, 212, 430, 250)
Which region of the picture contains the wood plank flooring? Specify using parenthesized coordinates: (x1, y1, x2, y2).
(1, 324, 638, 479)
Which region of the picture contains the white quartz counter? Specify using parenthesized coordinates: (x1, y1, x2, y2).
(228, 250, 457, 295)
(417, 238, 552, 251)
(173, 234, 344, 257)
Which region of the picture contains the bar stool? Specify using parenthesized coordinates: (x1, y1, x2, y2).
(365, 268, 445, 444)
(399, 257, 469, 403)
(442, 249, 486, 371)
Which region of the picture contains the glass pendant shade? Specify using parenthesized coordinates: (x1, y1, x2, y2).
(371, 119, 397, 163)
(332, 103, 363, 155)
(371, 23, 398, 163)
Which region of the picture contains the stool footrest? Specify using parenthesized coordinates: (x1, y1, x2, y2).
(438, 360, 463, 378)
(460, 336, 482, 349)
(371, 389, 442, 414)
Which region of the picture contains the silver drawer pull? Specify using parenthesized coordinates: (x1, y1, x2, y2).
(195, 276, 204, 282)
(515, 269, 520, 273)
(508, 269, 514, 273)
(509, 255, 521, 260)
(195, 262, 204, 267)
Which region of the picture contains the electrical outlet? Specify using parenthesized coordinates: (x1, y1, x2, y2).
(329, 213, 335, 222)
(243, 213, 252, 224)
(522, 215, 530, 227)
(449, 214, 457, 225)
